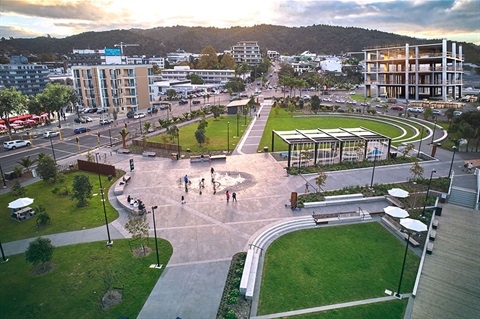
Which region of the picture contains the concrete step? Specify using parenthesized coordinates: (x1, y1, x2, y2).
(449, 188, 477, 209)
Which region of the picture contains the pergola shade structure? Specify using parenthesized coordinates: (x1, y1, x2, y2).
(271, 127, 392, 169)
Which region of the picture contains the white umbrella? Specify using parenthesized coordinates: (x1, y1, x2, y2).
(400, 218, 427, 233)
(384, 206, 410, 218)
(8, 197, 34, 209)
(388, 188, 409, 198)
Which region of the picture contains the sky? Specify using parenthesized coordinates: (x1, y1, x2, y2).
(1, 0, 479, 45)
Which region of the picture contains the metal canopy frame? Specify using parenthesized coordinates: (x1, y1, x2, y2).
(272, 127, 392, 168)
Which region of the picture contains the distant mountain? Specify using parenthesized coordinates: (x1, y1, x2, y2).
(1, 24, 479, 65)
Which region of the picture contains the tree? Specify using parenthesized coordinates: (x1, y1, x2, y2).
(167, 125, 179, 142)
(220, 53, 236, 69)
(27, 95, 43, 116)
(423, 107, 433, 120)
(144, 121, 151, 134)
(119, 128, 130, 149)
(25, 237, 55, 271)
(11, 181, 26, 198)
(401, 143, 414, 157)
(17, 155, 37, 173)
(198, 118, 208, 131)
(311, 95, 321, 113)
(211, 105, 222, 119)
(195, 129, 206, 146)
(315, 169, 328, 192)
(410, 159, 424, 182)
(445, 108, 455, 125)
(35, 205, 51, 228)
(197, 45, 218, 69)
(71, 174, 93, 207)
(187, 73, 204, 84)
(0, 87, 27, 135)
(37, 155, 58, 182)
(37, 83, 76, 121)
(223, 77, 246, 92)
(124, 214, 149, 256)
(166, 89, 177, 100)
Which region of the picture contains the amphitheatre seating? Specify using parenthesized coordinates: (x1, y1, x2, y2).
(303, 194, 365, 208)
(385, 195, 405, 208)
(432, 219, 439, 229)
(114, 174, 131, 196)
(426, 242, 434, 254)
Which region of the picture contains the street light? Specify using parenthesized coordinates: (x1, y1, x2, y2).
(236, 112, 240, 137)
(150, 205, 162, 269)
(0, 161, 7, 188)
(448, 146, 457, 179)
(421, 169, 436, 217)
(417, 127, 424, 158)
(49, 135, 56, 163)
(227, 122, 230, 153)
(370, 147, 378, 189)
(95, 153, 112, 246)
(108, 128, 112, 148)
(177, 128, 180, 160)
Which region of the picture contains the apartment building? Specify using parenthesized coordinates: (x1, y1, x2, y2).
(363, 39, 463, 101)
(0, 58, 49, 95)
(231, 41, 262, 66)
(161, 66, 235, 84)
(72, 64, 155, 113)
(267, 50, 280, 61)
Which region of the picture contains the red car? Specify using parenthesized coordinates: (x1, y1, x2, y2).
(390, 105, 404, 111)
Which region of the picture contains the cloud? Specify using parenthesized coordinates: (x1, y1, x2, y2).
(1, 0, 106, 21)
(0, 25, 44, 38)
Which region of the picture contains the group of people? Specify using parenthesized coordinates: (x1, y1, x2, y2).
(225, 190, 237, 203)
(127, 195, 147, 214)
(464, 162, 475, 173)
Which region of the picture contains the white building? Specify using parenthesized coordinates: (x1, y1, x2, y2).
(267, 50, 280, 61)
(166, 49, 192, 64)
(320, 57, 343, 72)
(161, 66, 235, 84)
(231, 41, 262, 66)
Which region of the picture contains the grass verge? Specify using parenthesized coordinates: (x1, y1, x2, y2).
(257, 223, 420, 315)
(0, 238, 172, 319)
(0, 170, 121, 243)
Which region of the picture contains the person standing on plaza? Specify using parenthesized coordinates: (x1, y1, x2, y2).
(232, 192, 237, 202)
(211, 167, 215, 177)
(305, 182, 309, 193)
(226, 190, 230, 203)
(184, 175, 189, 192)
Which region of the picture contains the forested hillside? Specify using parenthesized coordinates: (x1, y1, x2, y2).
(1, 24, 479, 65)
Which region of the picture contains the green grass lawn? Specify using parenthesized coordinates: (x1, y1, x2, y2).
(259, 109, 409, 152)
(0, 171, 120, 243)
(149, 115, 252, 152)
(277, 299, 408, 319)
(257, 222, 420, 315)
(0, 239, 172, 319)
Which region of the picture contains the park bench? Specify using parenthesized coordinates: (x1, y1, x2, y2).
(142, 151, 156, 157)
(385, 195, 405, 208)
(190, 155, 210, 163)
(429, 230, 437, 241)
(432, 219, 439, 229)
(210, 155, 226, 161)
(114, 174, 131, 195)
(381, 216, 419, 247)
(426, 242, 434, 254)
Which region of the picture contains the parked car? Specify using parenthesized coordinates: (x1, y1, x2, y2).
(96, 108, 107, 114)
(390, 105, 404, 111)
(134, 112, 146, 119)
(147, 107, 158, 114)
(84, 107, 98, 113)
(432, 109, 443, 115)
(127, 111, 135, 119)
(43, 130, 59, 138)
(302, 95, 311, 100)
(83, 116, 93, 122)
(74, 117, 87, 123)
(4, 140, 31, 150)
(74, 127, 91, 134)
(99, 118, 114, 125)
(407, 107, 424, 113)
(179, 99, 188, 105)
(453, 111, 462, 117)
(192, 100, 201, 105)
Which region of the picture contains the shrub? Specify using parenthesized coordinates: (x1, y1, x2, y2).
(36, 212, 51, 228)
(224, 308, 237, 318)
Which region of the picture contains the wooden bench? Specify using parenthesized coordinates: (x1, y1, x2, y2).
(427, 242, 434, 254)
(401, 232, 420, 247)
(142, 151, 156, 157)
(385, 195, 405, 208)
(429, 230, 437, 241)
(210, 155, 226, 161)
(432, 219, 439, 229)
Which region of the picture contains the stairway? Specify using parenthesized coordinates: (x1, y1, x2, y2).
(448, 187, 477, 209)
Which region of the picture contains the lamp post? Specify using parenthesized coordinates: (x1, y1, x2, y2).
(177, 128, 180, 160)
(49, 135, 56, 163)
(95, 153, 112, 246)
(150, 205, 162, 269)
(0, 240, 9, 263)
(0, 161, 7, 188)
(421, 169, 436, 217)
(448, 146, 457, 179)
(396, 230, 411, 299)
(108, 128, 112, 148)
(370, 147, 378, 189)
(236, 112, 239, 137)
(227, 122, 230, 153)
(417, 127, 424, 158)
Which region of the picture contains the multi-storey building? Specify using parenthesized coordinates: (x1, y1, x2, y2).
(363, 39, 463, 101)
(72, 64, 155, 113)
(160, 66, 234, 84)
(267, 50, 280, 61)
(0, 57, 49, 95)
(231, 41, 262, 66)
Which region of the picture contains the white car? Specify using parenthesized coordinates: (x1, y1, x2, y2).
(4, 140, 31, 150)
(43, 131, 60, 138)
(83, 116, 93, 122)
(99, 118, 114, 125)
(408, 107, 424, 113)
(453, 111, 462, 117)
(432, 109, 443, 116)
(134, 112, 146, 119)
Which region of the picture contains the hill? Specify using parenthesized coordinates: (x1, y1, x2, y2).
(1, 24, 479, 65)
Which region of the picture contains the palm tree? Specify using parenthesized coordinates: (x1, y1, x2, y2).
(17, 155, 37, 173)
(119, 128, 130, 149)
(188, 95, 193, 113)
